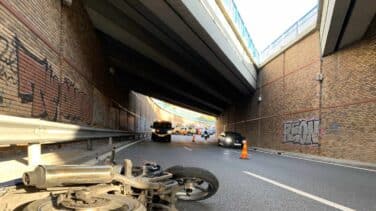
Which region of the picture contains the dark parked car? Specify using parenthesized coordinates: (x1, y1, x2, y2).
(151, 121, 173, 142)
(217, 131, 245, 148)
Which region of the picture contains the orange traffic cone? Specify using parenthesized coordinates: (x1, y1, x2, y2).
(192, 135, 196, 143)
(240, 140, 249, 159)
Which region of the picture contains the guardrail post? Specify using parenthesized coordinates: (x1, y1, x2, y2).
(27, 143, 41, 166)
(87, 139, 93, 151)
(109, 137, 113, 145)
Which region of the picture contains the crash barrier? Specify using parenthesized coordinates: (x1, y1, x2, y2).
(0, 114, 150, 165)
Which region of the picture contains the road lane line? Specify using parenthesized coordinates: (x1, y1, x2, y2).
(184, 146, 192, 151)
(243, 171, 356, 211)
(251, 148, 376, 173)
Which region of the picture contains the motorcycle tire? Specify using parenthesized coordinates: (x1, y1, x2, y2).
(165, 166, 219, 201)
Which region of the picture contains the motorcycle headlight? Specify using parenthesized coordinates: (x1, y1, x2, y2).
(225, 137, 232, 143)
(151, 129, 156, 132)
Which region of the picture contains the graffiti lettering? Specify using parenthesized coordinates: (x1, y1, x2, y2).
(0, 34, 92, 124)
(0, 35, 17, 85)
(60, 78, 92, 123)
(17, 40, 60, 120)
(283, 119, 319, 145)
(0, 88, 12, 111)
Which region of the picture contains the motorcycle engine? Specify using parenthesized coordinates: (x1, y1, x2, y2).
(23, 189, 146, 211)
(142, 162, 164, 177)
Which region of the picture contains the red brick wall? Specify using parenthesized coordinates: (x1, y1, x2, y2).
(320, 32, 376, 162)
(217, 31, 376, 163)
(0, 0, 157, 131)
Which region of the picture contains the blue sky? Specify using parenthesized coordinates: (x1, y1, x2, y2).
(234, 0, 318, 51)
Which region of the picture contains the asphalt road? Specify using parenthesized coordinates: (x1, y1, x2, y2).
(116, 135, 376, 211)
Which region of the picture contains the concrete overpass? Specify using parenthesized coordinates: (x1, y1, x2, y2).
(82, 0, 257, 116)
(0, 1, 375, 210)
(0, 0, 375, 188)
(320, 0, 376, 56)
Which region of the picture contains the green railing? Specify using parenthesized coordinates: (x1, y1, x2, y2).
(259, 5, 318, 62)
(221, 0, 318, 65)
(222, 0, 260, 63)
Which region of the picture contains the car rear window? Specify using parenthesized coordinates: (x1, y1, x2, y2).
(153, 122, 172, 128)
(226, 132, 242, 137)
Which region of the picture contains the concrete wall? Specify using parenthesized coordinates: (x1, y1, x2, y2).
(0, 0, 156, 131)
(217, 30, 376, 163)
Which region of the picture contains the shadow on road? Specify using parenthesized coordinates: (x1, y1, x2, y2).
(177, 201, 215, 211)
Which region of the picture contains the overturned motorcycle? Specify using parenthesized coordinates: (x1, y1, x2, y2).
(1, 159, 218, 210)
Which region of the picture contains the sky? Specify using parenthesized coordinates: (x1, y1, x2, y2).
(152, 98, 216, 123)
(234, 0, 318, 51)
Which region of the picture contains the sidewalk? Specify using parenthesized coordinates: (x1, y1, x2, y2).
(250, 146, 376, 170)
(0, 139, 136, 183)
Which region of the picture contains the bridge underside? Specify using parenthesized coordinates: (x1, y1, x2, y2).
(82, 0, 257, 116)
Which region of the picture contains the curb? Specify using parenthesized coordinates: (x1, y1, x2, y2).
(249, 147, 376, 170)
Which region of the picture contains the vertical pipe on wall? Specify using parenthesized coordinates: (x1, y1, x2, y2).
(257, 69, 263, 146)
(57, 0, 64, 122)
(318, 56, 324, 150)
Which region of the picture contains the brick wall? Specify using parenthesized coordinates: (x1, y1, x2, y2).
(0, 0, 157, 131)
(217, 31, 376, 163)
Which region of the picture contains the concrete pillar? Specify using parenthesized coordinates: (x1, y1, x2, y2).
(110, 146, 116, 163)
(27, 143, 41, 166)
(109, 137, 113, 145)
(87, 139, 93, 151)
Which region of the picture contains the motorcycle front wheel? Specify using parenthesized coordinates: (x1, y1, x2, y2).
(165, 166, 219, 201)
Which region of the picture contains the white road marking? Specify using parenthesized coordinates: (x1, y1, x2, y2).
(243, 171, 356, 211)
(251, 148, 376, 173)
(184, 146, 192, 151)
(84, 140, 144, 165)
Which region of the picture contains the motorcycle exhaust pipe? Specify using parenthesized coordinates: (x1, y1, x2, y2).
(23, 165, 114, 189)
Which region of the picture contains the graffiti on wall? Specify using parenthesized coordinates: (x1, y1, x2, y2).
(283, 119, 319, 145)
(0, 35, 17, 85)
(0, 87, 12, 110)
(0, 35, 92, 124)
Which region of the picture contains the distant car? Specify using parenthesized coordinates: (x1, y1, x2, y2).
(151, 121, 173, 142)
(208, 128, 216, 135)
(175, 127, 188, 135)
(187, 127, 196, 135)
(217, 131, 244, 148)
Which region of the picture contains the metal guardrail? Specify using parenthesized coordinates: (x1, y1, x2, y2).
(220, 0, 318, 65)
(0, 114, 148, 145)
(259, 5, 318, 63)
(221, 0, 260, 63)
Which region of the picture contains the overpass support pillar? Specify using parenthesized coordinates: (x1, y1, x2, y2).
(27, 143, 41, 166)
(87, 139, 93, 151)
